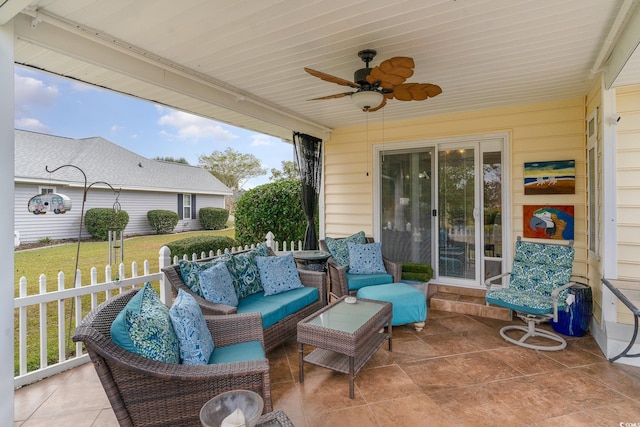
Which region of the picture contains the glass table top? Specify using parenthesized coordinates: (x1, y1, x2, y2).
(305, 298, 385, 334)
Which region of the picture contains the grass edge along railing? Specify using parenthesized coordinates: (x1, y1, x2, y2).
(14, 232, 302, 389)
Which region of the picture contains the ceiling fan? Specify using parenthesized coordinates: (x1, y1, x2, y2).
(304, 49, 442, 112)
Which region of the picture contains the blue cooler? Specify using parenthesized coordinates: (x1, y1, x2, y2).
(551, 283, 592, 337)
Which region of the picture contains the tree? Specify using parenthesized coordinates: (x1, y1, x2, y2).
(154, 156, 190, 164)
(269, 160, 299, 182)
(198, 147, 266, 191)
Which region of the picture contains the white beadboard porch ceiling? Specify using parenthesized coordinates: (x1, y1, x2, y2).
(7, 0, 640, 140)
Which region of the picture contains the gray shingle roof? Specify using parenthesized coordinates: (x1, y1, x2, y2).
(15, 129, 232, 195)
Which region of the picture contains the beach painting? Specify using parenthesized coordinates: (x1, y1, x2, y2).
(524, 160, 575, 195)
(523, 205, 574, 240)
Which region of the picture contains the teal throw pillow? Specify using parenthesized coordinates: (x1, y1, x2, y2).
(112, 283, 180, 364)
(199, 262, 239, 307)
(225, 244, 270, 299)
(170, 289, 215, 365)
(256, 252, 304, 296)
(347, 242, 387, 275)
(178, 255, 230, 297)
(324, 231, 367, 267)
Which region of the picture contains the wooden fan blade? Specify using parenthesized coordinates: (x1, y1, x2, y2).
(366, 56, 415, 87)
(307, 92, 352, 101)
(366, 97, 387, 112)
(391, 83, 443, 101)
(304, 67, 360, 88)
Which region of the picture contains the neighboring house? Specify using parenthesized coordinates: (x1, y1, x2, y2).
(14, 129, 232, 243)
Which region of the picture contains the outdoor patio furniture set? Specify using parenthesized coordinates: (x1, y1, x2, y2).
(74, 233, 509, 424)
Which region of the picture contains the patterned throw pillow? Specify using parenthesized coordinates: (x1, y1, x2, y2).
(170, 289, 215, 365)
(225, 244, 271, 299)
(347, 242, 387, 275)
(178, 255, 230, 297)
(116, 283, 180, 364)
(324, 231, 367, 267)
(256, 253, 304, 296)
(199, 262, 239, 307)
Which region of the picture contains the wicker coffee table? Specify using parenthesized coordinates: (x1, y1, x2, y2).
(297, 296, 392, 398)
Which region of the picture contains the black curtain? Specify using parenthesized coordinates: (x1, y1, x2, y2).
(293, 132, 323, 250)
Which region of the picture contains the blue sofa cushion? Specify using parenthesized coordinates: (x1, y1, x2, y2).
(346, 272, 393, 291)
(170, 289, 214, 365)
(256, 253, 304, 296)
(225, 244, 270, 299)
(179, 256, 230, 297)
(237, 287, 319, 328)
(347, 242, 387, 274)
(324, 231, 366, 268)
(199, 262, 238, 307)
(208, 341, 265, 364)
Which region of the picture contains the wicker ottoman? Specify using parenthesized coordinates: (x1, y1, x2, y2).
(356, 283, 427, 331)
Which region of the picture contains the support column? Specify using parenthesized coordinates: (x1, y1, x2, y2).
(0, 18, 15, 425)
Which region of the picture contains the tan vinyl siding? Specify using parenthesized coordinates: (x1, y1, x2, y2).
(324, 96, 587, 283)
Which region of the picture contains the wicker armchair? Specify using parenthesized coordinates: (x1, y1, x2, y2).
(73, 288, 272, 427)
(320, 237, 402, 299)
(162, 249, 327, 353)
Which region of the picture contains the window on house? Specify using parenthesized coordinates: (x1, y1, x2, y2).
(183, 193, 191, 220)
(587, 109, 598, 256)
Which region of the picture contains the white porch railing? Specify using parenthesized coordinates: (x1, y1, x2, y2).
(14, 232, 302, 388)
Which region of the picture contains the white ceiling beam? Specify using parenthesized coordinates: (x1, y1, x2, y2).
(604, 1, 640, 89)
(0, 0, 31, 25)
(12, 12, 330, 140)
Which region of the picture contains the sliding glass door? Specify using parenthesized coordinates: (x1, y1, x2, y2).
(380, 149, 434, 264)
(377, 136, 505, 287)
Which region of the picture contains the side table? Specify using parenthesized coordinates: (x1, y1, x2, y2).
(256, 409, 294, 426)
(292, 250, 330, 272)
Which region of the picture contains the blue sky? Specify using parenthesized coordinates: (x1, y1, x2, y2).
(14, 66, 294, 188)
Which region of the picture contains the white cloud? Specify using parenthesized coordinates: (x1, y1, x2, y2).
(250, 133, 277, 147)
(15, 117, 49, 133)
(157, 110, 237, 141)
(111, 125, 124, 133)
(14, 73, 59, 117)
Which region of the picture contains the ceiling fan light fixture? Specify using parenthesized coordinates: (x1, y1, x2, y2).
(351, 90, 384, 111)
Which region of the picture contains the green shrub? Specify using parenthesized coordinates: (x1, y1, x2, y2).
(401, 262, 433, 283)
(84, 208, 129, 240)
(147, 210, 179, 234)
(166, 235, 238, 258)
(199, 207, 229, 230)
(234, 179, 313, 246)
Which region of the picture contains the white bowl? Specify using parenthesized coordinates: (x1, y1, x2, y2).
(200, 390, 264, 427)
(345, 296, 357, 304)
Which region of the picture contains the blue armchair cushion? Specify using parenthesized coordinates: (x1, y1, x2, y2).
(170, 289, 215, 365)
(199, 262, 239, 307)
(486, 288, 566, 315)
(347, 242, 387, 274)
(346, 272, 394, 291)
(256, 252, 304, 296)
(324, 231, 366, 268)
(179, 255, 230, 297)
(111, 283, 180, 364)
(208, 341, 265, 364)
(225, 244, 270, 299)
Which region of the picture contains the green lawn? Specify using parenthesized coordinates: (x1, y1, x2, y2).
(14, 228, 236, 376)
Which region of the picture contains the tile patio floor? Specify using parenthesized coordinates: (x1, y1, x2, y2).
(14, 309, 640, 426)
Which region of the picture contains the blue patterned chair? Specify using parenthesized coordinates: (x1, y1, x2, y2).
(485, 237, 576, 351)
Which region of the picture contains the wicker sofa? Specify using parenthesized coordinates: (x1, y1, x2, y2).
(162, 248, 327, 353)
(73, 288, 272, 427)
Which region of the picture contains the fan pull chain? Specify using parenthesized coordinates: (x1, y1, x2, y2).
(365, 111, 370, 176)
